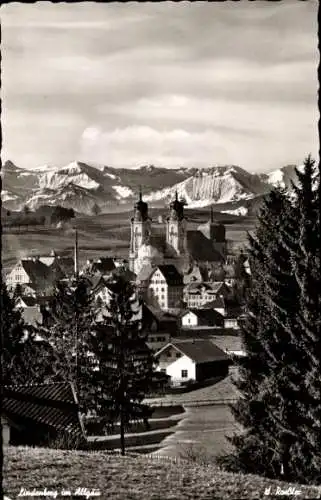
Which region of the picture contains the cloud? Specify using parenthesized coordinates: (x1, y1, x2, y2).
(79, 123, 318, 172)
(1, 1, 318, 171)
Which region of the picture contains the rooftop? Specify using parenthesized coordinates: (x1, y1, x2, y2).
(155, 265, 183, 286)
(2, 382, 82, 435)
(156, 339, 229, 363)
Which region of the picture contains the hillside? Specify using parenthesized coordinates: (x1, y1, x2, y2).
(3, 447, 321, 500)
(2, 160, 301, 215)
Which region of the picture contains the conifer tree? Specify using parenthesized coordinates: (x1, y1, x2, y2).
(218, 157, 321, 485)
(1, 281, 52, 386)
(284, 155, 321, 482)
(84, 275, 155, 455)
(37, 277, 96, 410)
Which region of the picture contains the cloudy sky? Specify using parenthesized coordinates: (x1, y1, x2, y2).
(1, 1, 318, 172)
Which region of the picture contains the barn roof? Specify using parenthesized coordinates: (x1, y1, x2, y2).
(156, 339, 229, 363)
(20, 259, 54, 286)
(2, 382, 83, 435)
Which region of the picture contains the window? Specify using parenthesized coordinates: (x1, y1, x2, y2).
(176, 353, 180, 358)
(181, 370, 188, 378)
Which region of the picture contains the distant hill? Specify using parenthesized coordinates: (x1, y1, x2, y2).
(2, 160, 301, 215)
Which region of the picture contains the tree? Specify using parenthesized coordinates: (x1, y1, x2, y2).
(91, 203, 101, 216)
(84, 276, 155, 455)
(50, 206, 75, 225)
(217, 182, 318, 483)
(283, 155, 321, 482)
(1, 281, 53, 386)
(37, 277, 96, 407)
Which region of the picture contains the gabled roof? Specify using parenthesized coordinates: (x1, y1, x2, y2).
(2, 382, 83, 435)
(203, 296, 225, 310)
(154, 265, 183, 286)
(182, 308, 224, 326)
(17, 296, 38, 307)
(186, 231, 225, 263)
(156, 339, 229, 363)
(20, 259, 55, 289)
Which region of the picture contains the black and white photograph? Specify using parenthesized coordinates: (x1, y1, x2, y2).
(1, 1, 320, 499)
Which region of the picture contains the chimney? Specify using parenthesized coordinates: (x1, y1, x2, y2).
(74, 229, 79, 277)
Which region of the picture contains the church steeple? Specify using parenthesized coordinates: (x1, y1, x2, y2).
(133, 187, 148, 221)
(166, 192, 186, 255)
(168, 191, 185, 221)
(129, 188, 151, 272)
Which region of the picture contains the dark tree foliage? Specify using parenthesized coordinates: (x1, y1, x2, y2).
(284, 155, 321, 482)
(50, 206, 75, 224)
(218, 157, 321, 485)
(83, 276, 155, 455)
(37, 277, 95, 408)
(232, 250, 251, 304)
(91, 203, 101, 216)
(1, 282, 53, 386)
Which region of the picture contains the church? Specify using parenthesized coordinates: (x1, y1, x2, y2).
(129, 190, 227, 282)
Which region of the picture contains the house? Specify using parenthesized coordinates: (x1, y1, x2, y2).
(147, 265, 184, 313)
(180, 308, 224, 328)
(6, 258, 57, 295)
(183, 281, 230, 309)
(142, 304, 178, 351)
(90, 275, 114, 307)
(155, 339, 230, 386)
(2, 382, 84, 447)
(224, 303, 243, 329)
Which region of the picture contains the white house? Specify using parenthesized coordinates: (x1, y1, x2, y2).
(147, 265, 184, 312)
(181, 308, 224, 328)
(183, 281, 230, 309)
(155, 339, 230, 386)
(6, 258, 56, 295)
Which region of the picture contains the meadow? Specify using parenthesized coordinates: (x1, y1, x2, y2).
(3, 446, 321, 499)
(2, 209, 256, 271)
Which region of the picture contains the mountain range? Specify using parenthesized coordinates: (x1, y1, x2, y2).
(1, 160, 301, 216)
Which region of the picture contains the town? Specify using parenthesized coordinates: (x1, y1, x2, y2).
(4, 192, 249, 388)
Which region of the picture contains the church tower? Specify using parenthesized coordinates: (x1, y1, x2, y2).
(166, 191, 186, 255)
(129, 188, 151, 272)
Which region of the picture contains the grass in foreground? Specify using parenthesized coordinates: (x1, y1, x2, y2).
(3, 446, 321, 500)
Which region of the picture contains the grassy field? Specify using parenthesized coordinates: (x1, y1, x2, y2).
(2, 210, 256, 270)
(3, 446, 321, 500)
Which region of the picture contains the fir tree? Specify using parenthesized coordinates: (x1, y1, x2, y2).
(218, 158, 321, 485)
(84, 275, 155, 455)
(284, 155, 321, 482)
(37, 277, 96, 409)
(1, 281, 52, 386)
